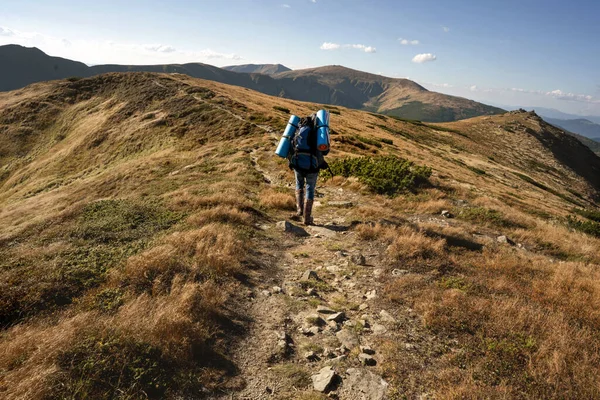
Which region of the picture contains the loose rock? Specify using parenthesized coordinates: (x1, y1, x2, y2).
(379, 310, 396, 323)
(497, 235, 516, 245)
(341, 368, 389, 400)
(311, 366, 336, 392)
(327, 312, 346, 323)
(441, 210, 453, 218)
(301, 270, 319, 281)
(392, 269, 409, 276)
(336, 329, 359, 349)
(372, 324, 387, 335)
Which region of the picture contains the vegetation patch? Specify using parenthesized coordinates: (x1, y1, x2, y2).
(329, 156, 431, 195)
(458, 206, 523, 228)
(273, 106, 290, 114)
(566, 215, 600, 238)
(51, 332, 172, 399)
(73, 199, 183, 244)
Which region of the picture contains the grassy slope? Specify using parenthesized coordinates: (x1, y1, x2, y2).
(1, 73, 600, 399)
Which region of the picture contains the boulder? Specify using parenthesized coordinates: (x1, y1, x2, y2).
(341, 368, 389, 400)
(336, 329, 359, 349)
(311, 366, 336, 392)
(441, 210, 454, 218)
(391, 269, 409, 276)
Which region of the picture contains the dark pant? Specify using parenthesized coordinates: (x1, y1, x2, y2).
(295, 170, 319, 200)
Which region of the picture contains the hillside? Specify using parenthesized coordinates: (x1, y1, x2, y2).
(0, 45, 503, 122)
(544, 117, 600, 139)
(1, 72, 600, 399)
(223, 63, 291, 75)
(274, 65, 505, 121)
(0, 44, 89, 91)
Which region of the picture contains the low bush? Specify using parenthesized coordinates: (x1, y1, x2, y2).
(567, 216, 600, 238)
(273, 106, 290, 114)
(380, 138, 394, 145)
(329, 156, 431, 195)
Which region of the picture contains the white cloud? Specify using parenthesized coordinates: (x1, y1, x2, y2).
(0, 26, 15, 36)
(320, 42, 376, 53)
(442, 26, 450, 32)
(320, 42, 341, 50)
(470, 85, 478, 92)
(546, 89, 596, 103)
(282, 4, 291, 8)
(143, 44, 176, 53)
(398, 38, 419, 45)
(412, 53, 437, 63)
(0, 25, 242, 65)
(347, 44, 376, 53)
(311, 0, 317, 2)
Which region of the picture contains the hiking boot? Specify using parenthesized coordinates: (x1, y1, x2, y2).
(303, 199, 314, 226)
(291, 189, 304, 221)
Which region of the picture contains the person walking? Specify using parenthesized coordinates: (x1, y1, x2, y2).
(288, 114, 329, 225)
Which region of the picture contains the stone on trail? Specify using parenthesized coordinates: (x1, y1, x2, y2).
(392, 269, 409, 276)
(341, 368, 389, 400)
(301, 270, 319, 281)
(277, 221, 309, 237)
(311, 366, 336, 392)
(324, 354, 347, 366)
(306, 288, 317, 296)
(327, 312, 346, 323)
(379, 310, 396, 323)
(441, 210, 454, 218)
(336, 329, 359, 350)
(359, 303, 369, 311)
(497, 235, 516, 245)
(365, 290, 377, 300)
(372, 324, 387, 335)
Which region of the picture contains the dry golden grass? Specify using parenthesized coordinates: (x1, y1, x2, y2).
(387, 225, 446, 261)
(259, 188, 295, 210)
(187, 206, 253, 227)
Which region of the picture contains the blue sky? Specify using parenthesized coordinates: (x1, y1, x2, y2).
(1, 0, 599, 116)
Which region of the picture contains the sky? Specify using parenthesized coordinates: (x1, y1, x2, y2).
(1, 0, 600, 116)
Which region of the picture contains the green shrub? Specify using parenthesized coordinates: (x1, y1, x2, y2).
(73, 199, 183, 244)
(273, 106, 290, 114)
(459, 207, 519, 228)
(329, 156, 431, 195)
(567, 216, 600, 238)
(380, 138, 393, 145)
(52, 333, 172, 399)
(573, 208, 600, 223)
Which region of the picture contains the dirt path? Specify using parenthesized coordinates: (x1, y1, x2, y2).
(220, 147, 450, 400)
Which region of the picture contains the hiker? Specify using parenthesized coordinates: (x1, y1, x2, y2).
(288, 114, 330, 225)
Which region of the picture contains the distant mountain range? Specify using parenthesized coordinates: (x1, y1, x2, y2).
(222, 63, 291, 75)
(543, 118, 600, 141)
(0, 44, 503, 122)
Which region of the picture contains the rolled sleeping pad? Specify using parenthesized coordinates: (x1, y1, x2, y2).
(316, 109, 330, 152)
(275, 114, 301, 158)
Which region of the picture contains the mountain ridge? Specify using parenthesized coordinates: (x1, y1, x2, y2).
(223, 63, 291, 75)
(0, 44, 503, 122)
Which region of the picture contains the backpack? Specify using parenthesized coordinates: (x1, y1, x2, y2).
(288, 114, 327, 173)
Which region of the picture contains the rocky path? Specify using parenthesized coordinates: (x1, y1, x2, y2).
(222, 147, 450, 400)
